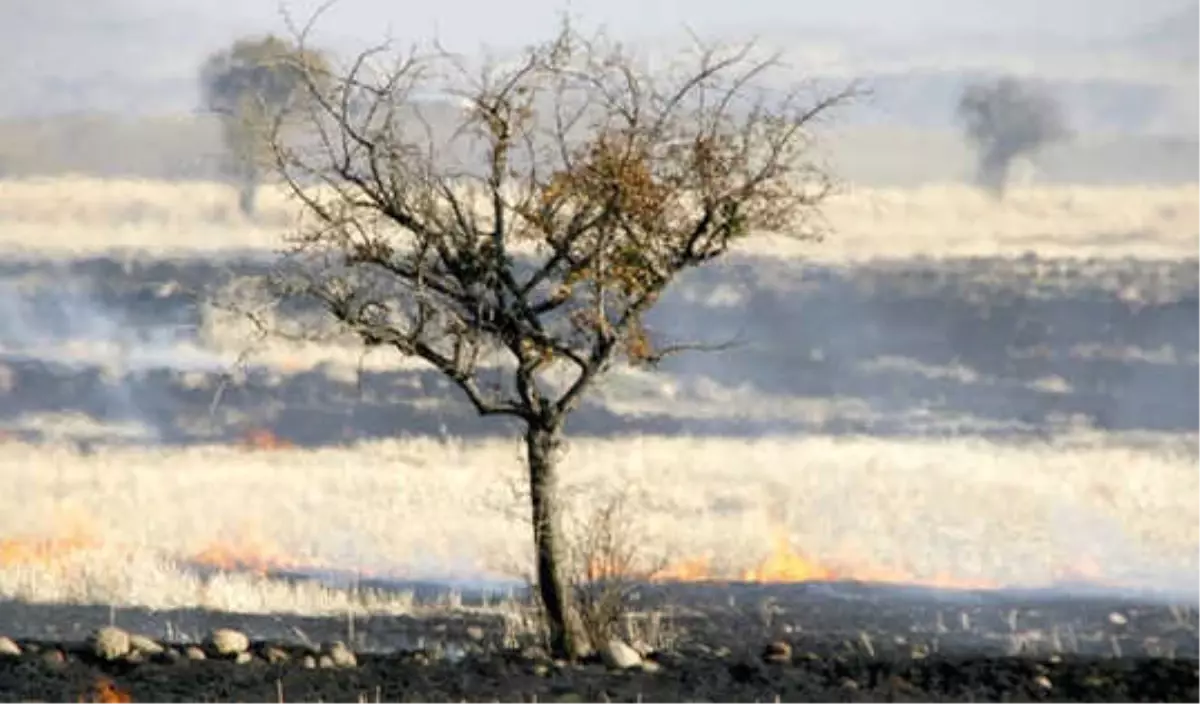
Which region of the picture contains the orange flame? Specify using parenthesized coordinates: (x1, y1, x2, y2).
(0, 528, 99, 567)
(189, 524, 331, 577)
(80, 677, 132, 703)
(741, 531, 837, 582)
(240, 428, 294, 451)
(649, 528, 997, 590)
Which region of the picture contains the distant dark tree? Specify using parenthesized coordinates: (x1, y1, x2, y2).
(199, 35, 331, 216)
(956, 77, 1068, 197)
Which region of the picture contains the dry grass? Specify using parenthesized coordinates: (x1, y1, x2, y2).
(0, 176, 1194, 260)
(0, 174, 1195, 619)
(0, 432, 1195, 616)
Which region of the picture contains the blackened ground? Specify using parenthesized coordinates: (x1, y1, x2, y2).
(0, 581, 1195, 701)
(2, 645, 1197, 702)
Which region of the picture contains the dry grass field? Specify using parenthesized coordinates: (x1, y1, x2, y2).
(0, 433, 1196, 617)
(0, 176, 1196, 622)
(0, 176, 1195, 260)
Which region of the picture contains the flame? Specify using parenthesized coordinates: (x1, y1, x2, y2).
(741, 531, 837, 582)
(0, 524, 99, 568)
(240, 428, 294, 451)
(649, 528, 997, 590)
(189, 522, 330, 577)
(80, 677, 132, 703)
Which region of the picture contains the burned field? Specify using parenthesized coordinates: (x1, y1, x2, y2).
(0, 252, 1197, 701)
(0, 581, 1197, 702)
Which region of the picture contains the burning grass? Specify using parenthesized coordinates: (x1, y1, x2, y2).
(0, 177, 1194, 260)
(0, 433, 1195, 617)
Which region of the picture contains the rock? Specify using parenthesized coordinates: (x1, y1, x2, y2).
(0, 637, 20, 658)
(124, 650, 146, 665)
(318, 654, 335, 669)
(761, 640, 792, 664)
(161, 648, 183, 664)
(465, 625, 486, 642)
(129, 634, 164, 656)
(184, 646, 207, 661)
(40, 649, 66, 668)
(207, 628, 250, 657)
(263, 646, 290, 665)
(839, 678, 860, 691)
(89, 626, 131, 661)
(301, 654, 317, 669)
(234, 651, 254, 665)
(1108, 612, 1129, 626)
(532, 662, 550, 677)
(1034, 675, 1053, 690)
(641, 660, 662, 674)
(599, 639, 642, 670)
(326, 641, 357, 668)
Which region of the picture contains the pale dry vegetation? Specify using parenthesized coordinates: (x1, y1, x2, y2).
(0, 433, 1195, 615)
(0, 176, 1194, 260)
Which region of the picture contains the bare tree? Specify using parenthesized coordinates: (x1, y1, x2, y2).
(264, 15, 855, 660)
(956, 76, 1069, 197)
(200, 35, 332, 216)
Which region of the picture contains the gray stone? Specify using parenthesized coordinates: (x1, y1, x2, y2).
(208, 628, 250, 657)
(184, 646, 207, 661)
(599, 639, 642, 670)
(89, 627, 131, 661)
(326, 641, 357, 668)
(0, 637, 20, 658)
(263, 646, 290, 665)
(234, 651, 254, 665)
(40, 649, 66, 668)
(318, 654, 336, 669)
(761, 640, 792, 664)
(301, 654, 317, 669)
(129, 634, 164, 656)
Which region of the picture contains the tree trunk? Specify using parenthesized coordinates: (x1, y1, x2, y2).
(237, 170, 259, 218)
(977, 148, 1012, 199)
(524, 420, 578, 660)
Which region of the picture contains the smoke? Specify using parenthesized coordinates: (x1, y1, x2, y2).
(956, 76, 1070, 196)
(0, 274, 227, 443)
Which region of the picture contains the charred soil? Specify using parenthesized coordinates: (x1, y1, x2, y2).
(0, 583, 1195, 702)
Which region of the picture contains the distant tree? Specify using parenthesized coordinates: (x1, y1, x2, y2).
(956, 76, 1068, 197)
(257, 18, 856, 660)
(199, 35, 331, 216)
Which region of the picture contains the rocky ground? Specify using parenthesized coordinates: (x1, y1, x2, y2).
(0, 582, 1196, 701)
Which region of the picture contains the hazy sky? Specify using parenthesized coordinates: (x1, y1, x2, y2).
(1, 0, 1193, 124)
(221, 0, 1186, 50)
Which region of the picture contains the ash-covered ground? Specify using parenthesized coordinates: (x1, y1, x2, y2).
(0, 253, 1195, 448)
(0, 580, 1197, 701)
